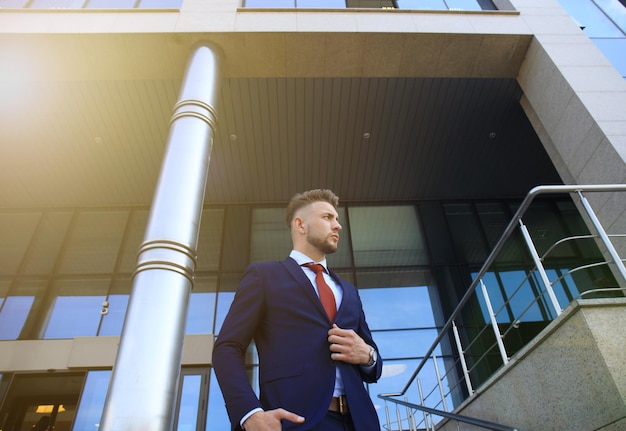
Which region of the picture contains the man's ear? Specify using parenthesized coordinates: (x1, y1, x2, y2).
(293, 216, 305, 233)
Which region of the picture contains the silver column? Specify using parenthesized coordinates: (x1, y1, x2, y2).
(100, 44, 221, 431)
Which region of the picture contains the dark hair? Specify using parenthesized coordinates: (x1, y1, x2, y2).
(286, 189, 339, 228)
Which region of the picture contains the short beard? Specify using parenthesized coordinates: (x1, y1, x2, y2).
(306, 231, 338, 255)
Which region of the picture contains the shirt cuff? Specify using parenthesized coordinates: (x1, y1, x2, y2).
(240, 408, 264, 429)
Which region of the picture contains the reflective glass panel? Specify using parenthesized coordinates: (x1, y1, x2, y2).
(593, 38, 626, 77)
(29, 0, 85, 7)
(196, 209, 225, 272)
(85, 0, 136, 9)
(0, 0, 28, 6)
(250, 207, 292, 263)
(0, 280, 45, 340)
(594, 0, 626, 32)
(58, 211, 128, 274)
(116, 209, 148, 274)
(396, 0, 446, 10)
(358, 284, 437, 329)
(72, 370, 111, 431)
(206, 369, 230, 430)
(245, 0, 295, 6)
(139, 0, 182, 7)
(446, 0, 484, 10)
(44, 279, 109, 339)
(558, 0, 624, 37)
(0, 212, 40, 276)
(185, 276, 217, 334)
(297, 0, 345, 6)
(176, 375, 202, 431)
(349, 206, 428, 267)
(21, 211, 72, 276)
(98, 294, 129, 336)
(0, 296, 34, 340)
(373, 328, 441, 357)
(215, 274, 240, 335)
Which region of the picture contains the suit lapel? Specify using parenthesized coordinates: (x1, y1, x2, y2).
(280, 257, 329, 320)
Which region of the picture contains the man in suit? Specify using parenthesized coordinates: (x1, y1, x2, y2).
(213, 189, 382, 431)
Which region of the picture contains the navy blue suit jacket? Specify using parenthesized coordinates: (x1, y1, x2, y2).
(212, 257, 382, 430)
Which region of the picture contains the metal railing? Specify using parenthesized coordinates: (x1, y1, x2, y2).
(378, 184, 626, 431)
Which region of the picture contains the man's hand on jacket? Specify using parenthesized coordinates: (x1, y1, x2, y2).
(243, 409, 305, 431)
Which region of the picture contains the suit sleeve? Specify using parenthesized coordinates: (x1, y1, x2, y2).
(212, 264, 266, 427)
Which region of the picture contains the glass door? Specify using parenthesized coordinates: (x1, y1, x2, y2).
(0, 373, 84, 431)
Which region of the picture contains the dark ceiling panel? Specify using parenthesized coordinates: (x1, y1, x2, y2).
(0, 76, 562, 209)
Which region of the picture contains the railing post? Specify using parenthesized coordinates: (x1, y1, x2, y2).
(432, 355, 449, 412)
(385, 401, 392, 431)
(404, 396, 417, 431)
(417, 379, 431, 431)
(577, 191, 626, 287)
(479, 279, 509, 364)
(518, 219, 563, 316)
(452, 320, 474, 396)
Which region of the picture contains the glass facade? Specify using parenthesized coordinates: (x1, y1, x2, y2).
(0, 0, 182, 8)
(1, 194, 615, 429)
(558, 0, 626, 78)
(243, 0, 496, 9)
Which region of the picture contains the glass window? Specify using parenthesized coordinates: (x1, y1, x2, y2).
(0, 280, 46, 340)
(58, 211, 128, 274)
(446, 0, 485, 10)
(72, 370, 111, 431)
(117, 209, 148, 274)
(138, 0, 182, 7)
(558, 0, 624, 37)
(21, 212, 72, 276)
(97, 277, 131, 336)
(185, 276, 217, 335)
(206, 369, 230, 430)
(0, 296, 34, 340)
(176, 374, 203, 431)
(44, 279, 109, 339)
(396, 0, 446, 10)
(0, 212, 40, 276)
(358, 282, 437, 329)
(244, 0, 295, 6)
(298, 0, 345, 6)
(85, 0, 136, 7)
(98, 293, 129, 336)
(250, 207, 292, 263)
(29, 0, 86, 7)
(214, 274, 240, 335)
(0, 0, 28, 7)
(593, 38, 626, 77)
(196, 209, 225, 272)
(349, 206, 428, 267)
(587, 0, 626, 33)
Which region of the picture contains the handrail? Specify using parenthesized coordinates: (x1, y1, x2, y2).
(378, 395, 519, 431)
(380, 184, 626, 398)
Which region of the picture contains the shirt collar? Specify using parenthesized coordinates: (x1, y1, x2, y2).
(290, 250, 328, 272)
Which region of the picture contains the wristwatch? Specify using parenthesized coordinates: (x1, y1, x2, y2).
(367, 346, 377, 366)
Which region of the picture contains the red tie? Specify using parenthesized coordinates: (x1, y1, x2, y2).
(303, 263, 336, 322)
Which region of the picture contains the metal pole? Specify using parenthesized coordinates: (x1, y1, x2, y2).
(577, 191, 626, 286)
(518, 220, 563, 316)
(479, 279, 509, 365)
(100, 44, 221, 431)
(452, 320, 473, 396)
